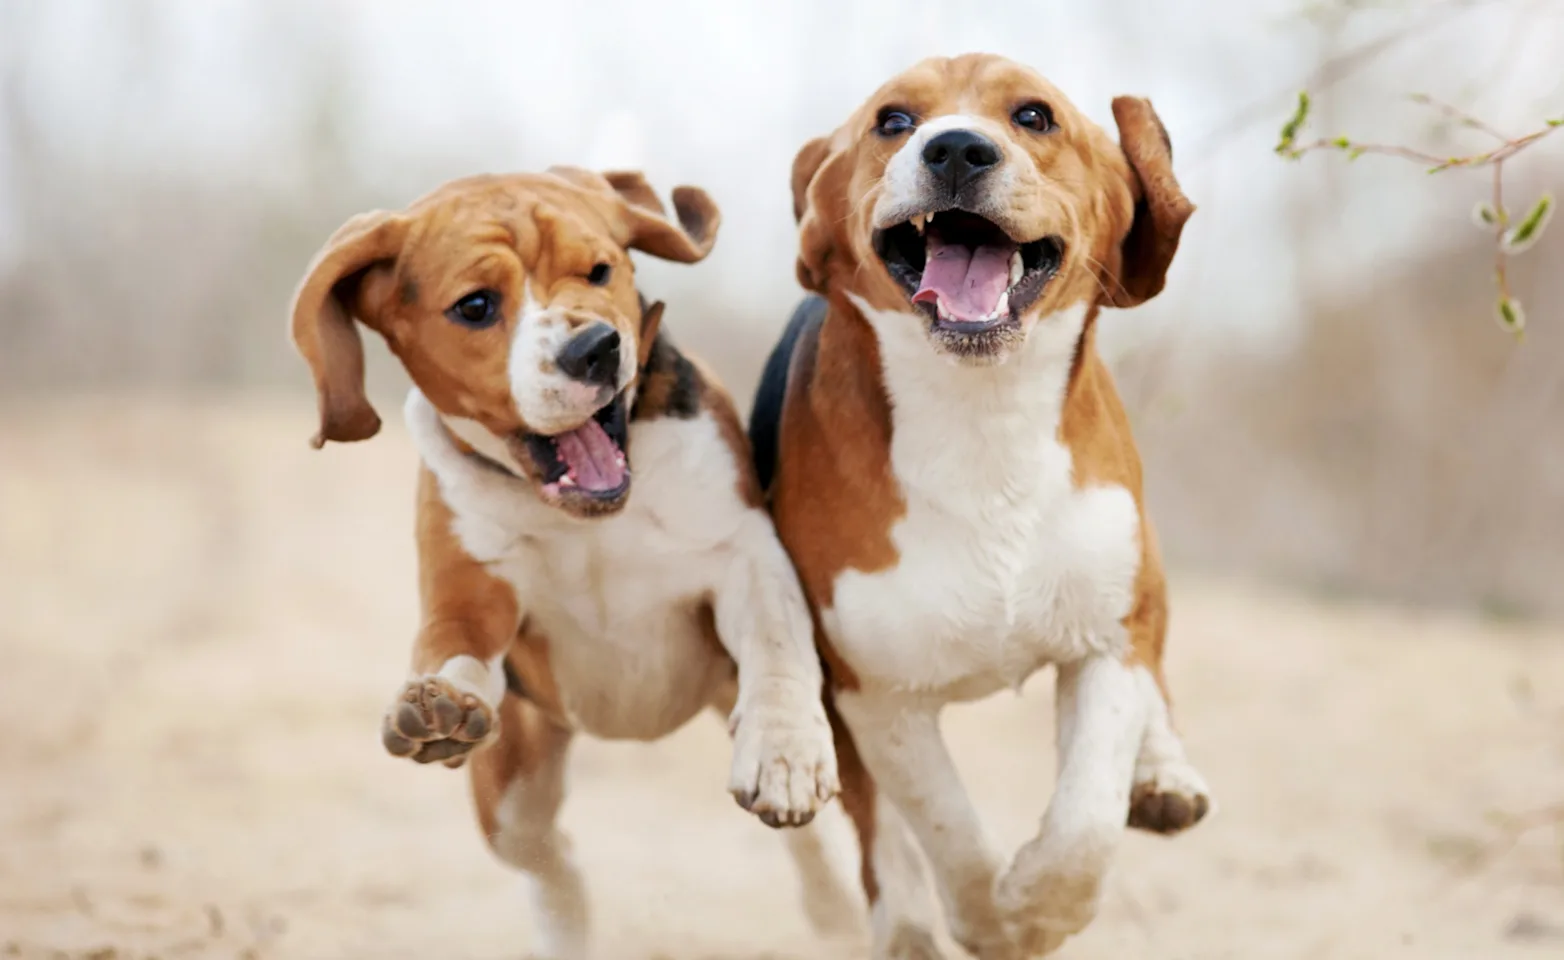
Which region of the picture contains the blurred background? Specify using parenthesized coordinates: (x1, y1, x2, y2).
(2, 2, 1561, 959)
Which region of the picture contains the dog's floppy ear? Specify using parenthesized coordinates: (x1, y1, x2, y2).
(791, 135, 834, 293)
(288, 210, 409, 448)
(1105, 97, 1194, 308)
(791, 136, 830, 224)
(557, 167, 720, 264)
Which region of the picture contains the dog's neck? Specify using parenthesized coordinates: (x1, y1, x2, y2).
(841, 292, 1093, 498)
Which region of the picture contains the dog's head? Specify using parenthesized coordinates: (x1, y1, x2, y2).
(792, 53, 1192, 363)
(289, 167, 719, 518)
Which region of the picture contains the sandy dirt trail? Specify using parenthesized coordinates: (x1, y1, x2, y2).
(2, 397, 1562, 960)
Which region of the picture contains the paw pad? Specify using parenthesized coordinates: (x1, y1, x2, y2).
(381, 676, 494, 765)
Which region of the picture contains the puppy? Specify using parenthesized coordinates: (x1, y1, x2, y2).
(749, 54, 1213, 959)
(290, 167, 846, 959)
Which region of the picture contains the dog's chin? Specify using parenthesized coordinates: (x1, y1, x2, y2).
(872, 209, 1063, 363)
(505, 391, 632, 519)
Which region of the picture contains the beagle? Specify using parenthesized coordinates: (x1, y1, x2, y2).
(290, 167, 845, 959)
(749, 54, 1213, 959)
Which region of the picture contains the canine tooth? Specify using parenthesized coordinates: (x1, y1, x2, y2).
(1009, 251, 1023, 287)
(993, 290, 1010, 319)
(560, 475, 577, 488)
(911, 213, 927, 234)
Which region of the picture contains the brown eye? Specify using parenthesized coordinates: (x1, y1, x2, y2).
(1012, 102, 1055, 132)
(447, 290, 500, 329)
(875, 108, 916, 137)
(587, 263, 612, 286)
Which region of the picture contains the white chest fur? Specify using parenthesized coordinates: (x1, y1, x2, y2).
(827, 298, 1143, 700)
(405, 390, 743, 739)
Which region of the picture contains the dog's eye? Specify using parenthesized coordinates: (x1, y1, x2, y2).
(875, 108, 916, 137)
(587, 263, 612, 287)
(1012, 102, 1055, 133)
(447, 290, 501, 329)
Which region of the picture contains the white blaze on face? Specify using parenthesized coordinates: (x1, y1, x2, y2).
(872, 113, 1014, 226)
(507, 286, 608, 435)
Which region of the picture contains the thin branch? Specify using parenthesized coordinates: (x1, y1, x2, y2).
(1275, 90, 1561, 337)
(1189, 0, 1500, 167)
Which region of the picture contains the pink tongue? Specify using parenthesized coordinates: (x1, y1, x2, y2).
(553, 418, 625, 492)
(912, 234, 1015, 323)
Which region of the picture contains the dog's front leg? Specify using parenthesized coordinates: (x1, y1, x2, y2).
(714, 512, 839, 827)
(834, 691, 1012, 960)
(995, 654, 1148, 956)
(381, 469, 520, 768)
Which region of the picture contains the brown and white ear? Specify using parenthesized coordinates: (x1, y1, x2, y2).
(790, 135, 835, 292)
(597, 170, 720, 264)
(1106, 96, 1194, 308)
(288, 210, 408, 448)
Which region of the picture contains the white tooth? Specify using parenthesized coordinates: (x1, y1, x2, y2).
(993, 290, 1010, 319)
(911, 213, 927, 234)
(560, 475, 576, 488)
(1009, 252, 1023, 287)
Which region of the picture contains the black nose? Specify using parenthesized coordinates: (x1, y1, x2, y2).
(556, 323, 621, 389)
(922, 129, 1001, 194)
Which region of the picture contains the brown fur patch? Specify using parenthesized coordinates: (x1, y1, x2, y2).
(828, 694, 879, 903)
(410, 466, 522, 675)
(769, 295, 903, 688)
(503, 625, 569, 726)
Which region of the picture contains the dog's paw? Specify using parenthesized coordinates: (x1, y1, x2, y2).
(381, 676, 496, 767)
(727, 694, 839, 828)
(1127, 760, 1212, 835)
(992, 867, 1092, 958)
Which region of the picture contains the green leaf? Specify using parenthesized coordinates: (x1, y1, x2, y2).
(1503, 193, 1553, 252)
(1496, 296, 1526, 336)
(1331, 136, 1351, 149)
(1548, 118, 1563, 128)
(1275, 91, 1312, 155)
(1472, 202, 1498, 227)
(1347, 147, 1365, 161)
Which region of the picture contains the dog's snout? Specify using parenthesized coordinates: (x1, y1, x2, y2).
(556, 323, 621, 388)
(921, 130, 1001, 194)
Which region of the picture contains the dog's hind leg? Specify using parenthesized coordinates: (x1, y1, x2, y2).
(470, 692, 585, 960)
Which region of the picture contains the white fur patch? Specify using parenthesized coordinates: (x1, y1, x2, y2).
(433, 652, 508, 709)
(507, 286, 616, 435)
(873, 111, 1027, 231)
(826, 296, 1140, 700)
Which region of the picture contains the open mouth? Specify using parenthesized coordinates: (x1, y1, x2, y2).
(518, 391, 631, 507)
(873, 211, 1063, 330)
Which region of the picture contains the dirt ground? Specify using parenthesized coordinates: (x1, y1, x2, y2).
(3, 395, 1563, 960)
